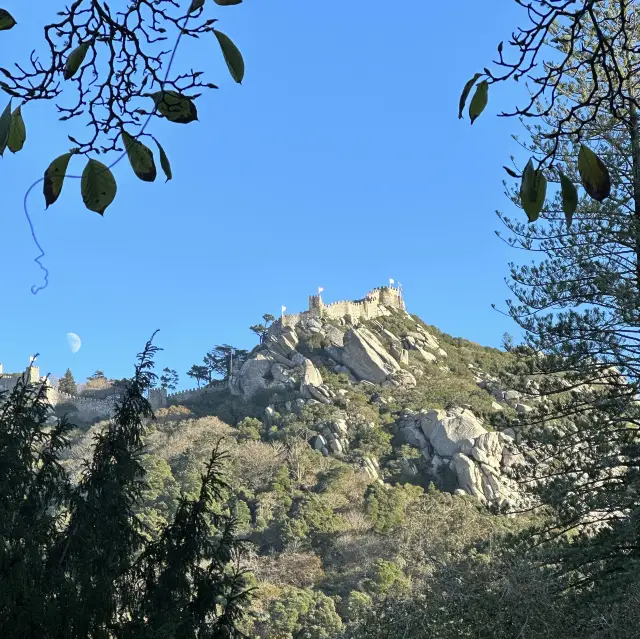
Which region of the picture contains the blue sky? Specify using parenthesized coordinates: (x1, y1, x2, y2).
(0, 0, 532, 389)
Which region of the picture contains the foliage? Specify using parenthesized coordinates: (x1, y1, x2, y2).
(0, 1, 246, 213)
(260, 586, 343, 639)
(187, 364, 209, 388)
(364, 483, 424, 534)
(0, 334, 251, 637)
(159, 367, 179, 391)
(58, 367, 77, 395)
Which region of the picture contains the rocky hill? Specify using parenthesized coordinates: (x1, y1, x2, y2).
(59, 286, 550, 637)
(226, 287, 535, 508)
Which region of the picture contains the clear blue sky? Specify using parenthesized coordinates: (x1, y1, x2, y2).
(0, 0, 533, 389)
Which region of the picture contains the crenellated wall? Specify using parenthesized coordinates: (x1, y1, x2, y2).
(150, 379, 228, 408)
(48, 387, 120, 420)
(274, 285, 405, 333)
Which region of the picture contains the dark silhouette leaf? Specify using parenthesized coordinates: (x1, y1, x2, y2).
(81, 158, 117, 215)
(0, 9, 16, 30)
(469, 80, 488, 125)
(64, 42, 90, 80)
(559, 170, 578, 228)
(7, 104, 25, 153)
(214, 0, 243, 4)
(153, 137, 172, 182)
(0, 98, 11, 155)
(459, 73, 482, 119)
(503, 166, 518, 178)
(188, 0, 205, 12)
(121, 129, 156, 182)
(150, 90, 198, 124)
(43, 152, 74, 208)
(519, 158, 547, 222)
(577, 144, 611, 201)
(214, 29, 244, 83)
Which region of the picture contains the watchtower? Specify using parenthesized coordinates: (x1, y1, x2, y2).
(308, 293, 324, 318)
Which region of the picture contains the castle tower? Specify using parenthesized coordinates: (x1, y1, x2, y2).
(378, 285, 405, 310)
(0, 363, 3, 376)
(148, 387, 167, 410)
(308, 293, 324, 318)
(27, 356, 40, 384)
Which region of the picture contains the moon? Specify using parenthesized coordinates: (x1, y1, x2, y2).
(66, 332, 82, 353)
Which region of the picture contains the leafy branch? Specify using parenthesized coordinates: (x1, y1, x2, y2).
(0, 0, 245, 214)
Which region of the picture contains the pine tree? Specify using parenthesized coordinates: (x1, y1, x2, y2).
(58, 367, 77, 395)
(0, 333, 252, 637)
(489, 2, 640, 596)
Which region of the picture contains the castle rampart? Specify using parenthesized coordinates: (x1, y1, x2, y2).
(271, 285, 405, 334)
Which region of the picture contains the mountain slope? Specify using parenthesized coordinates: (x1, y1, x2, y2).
(60, 287, 544, 637)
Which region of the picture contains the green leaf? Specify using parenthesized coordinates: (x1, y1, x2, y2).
(7, 104, 25, 153)
(43, 152, 74, 209)
(0, 98, 11, 156)
(577, 144, 611, 202)
(469, 80, 488, 125)
(458, 73, 482, 119)
(189, 0, 205, 12)
(519, 159, 547, 222)
(503, 166, 518, 178)
(121, 129, 157, 182)
(559, 170, 578, 228)
(153, 137, 172, 182)
(0, 9, 16, 30)
(81, 158, 117, 215)
(150, 91, 198, 124)
(64, 42, 90, 80)
(214, 29, 244, 83)
(214, 0, 243, 4)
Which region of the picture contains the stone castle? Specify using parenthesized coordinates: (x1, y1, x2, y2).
(278, 285, 406, 330)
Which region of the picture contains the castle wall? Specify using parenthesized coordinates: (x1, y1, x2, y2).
(272, 285, 405, 334)
(49, 388, 119, 421)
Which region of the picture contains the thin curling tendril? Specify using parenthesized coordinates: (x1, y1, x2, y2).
(23, 10, 192, 295)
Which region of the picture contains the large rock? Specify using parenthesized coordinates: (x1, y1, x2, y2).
(265, 326, 299, 357)
(469, 432, 503, 469)
(301, 358, 323, 388)
(420, 408, 487, 458)
(324, 325, 345, 348)
(401, 425, 428, 449)
(341, 327, 400, 383)
(232, 353, 286, 399)
(415, 346, 437, 364)
(450, 453, 486, 501)
(383, 369, 417, 389)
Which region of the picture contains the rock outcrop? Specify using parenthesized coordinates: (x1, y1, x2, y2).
(399, 408, 527, 507)
(340, 327, 401, 383)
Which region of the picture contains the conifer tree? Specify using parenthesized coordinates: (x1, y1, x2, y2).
(0, 333, 251, 638)
(485, 3, 640, 595)
(58, 367, 77, 395)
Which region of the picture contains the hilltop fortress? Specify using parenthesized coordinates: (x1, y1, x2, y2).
(278, 285, 406, 331)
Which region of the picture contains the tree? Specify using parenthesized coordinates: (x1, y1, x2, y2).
(249, 324, 268, 344)
(263, 314, 275, 327)
(0, 2, 246, 215)
(159, 367, 179, 391)
(186, 364, 209, 388)
(84, 369, 110, 390)
(459, 0, 626, 221)
(470, 1, 640, 600)
(58, 368, 77, 395)
(0, 331, 252, 637)
(203, 344, 246, 381)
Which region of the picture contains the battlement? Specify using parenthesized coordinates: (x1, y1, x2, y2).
(274, 285, 405, 332)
